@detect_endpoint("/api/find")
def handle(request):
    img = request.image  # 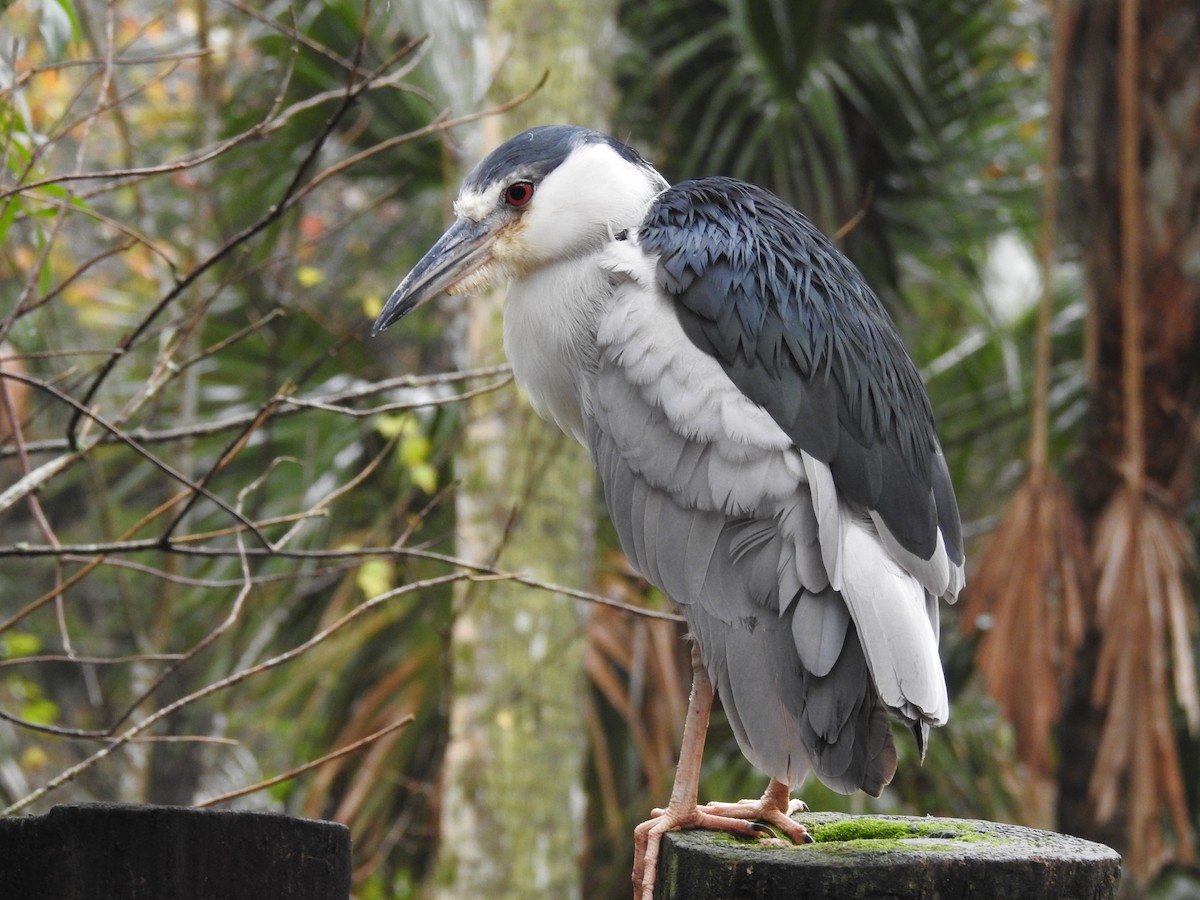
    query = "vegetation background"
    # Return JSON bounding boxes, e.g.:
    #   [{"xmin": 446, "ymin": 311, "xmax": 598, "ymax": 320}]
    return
[{"xmin": 1, "ymin": 0, "xmax": 1196, "ymax": 897}]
